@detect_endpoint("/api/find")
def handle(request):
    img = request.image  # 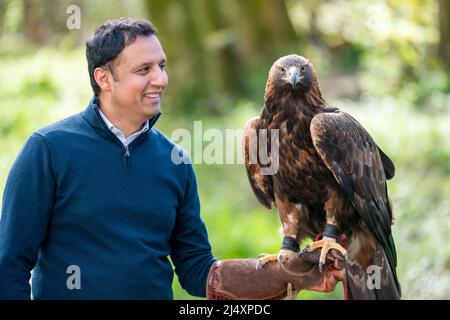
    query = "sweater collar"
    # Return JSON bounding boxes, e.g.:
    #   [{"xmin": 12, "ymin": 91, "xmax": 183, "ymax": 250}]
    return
[{"xmin": 81, "ymin": 96, "xmax": 161, "ymax": 135}]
